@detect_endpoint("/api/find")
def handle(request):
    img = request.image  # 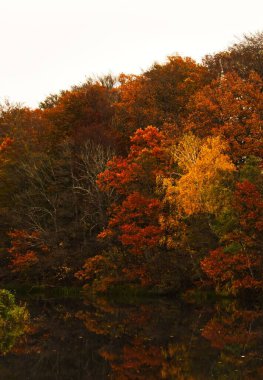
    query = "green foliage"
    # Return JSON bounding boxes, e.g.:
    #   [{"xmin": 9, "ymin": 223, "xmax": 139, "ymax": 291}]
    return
[
  {"xmin": 238, "ymin": 156, "xmax": 262, "ymax": 184},
  {"xmin": 0, "ymin": 289, "xmax": 29, "ymax": 355},
  {"xmin": 211, "ymin": 209, "xmax": 237, "ymax": 238},
  {"xmin": 223, "ymin": 242, "xmax": 242, "ymax": 254}
]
